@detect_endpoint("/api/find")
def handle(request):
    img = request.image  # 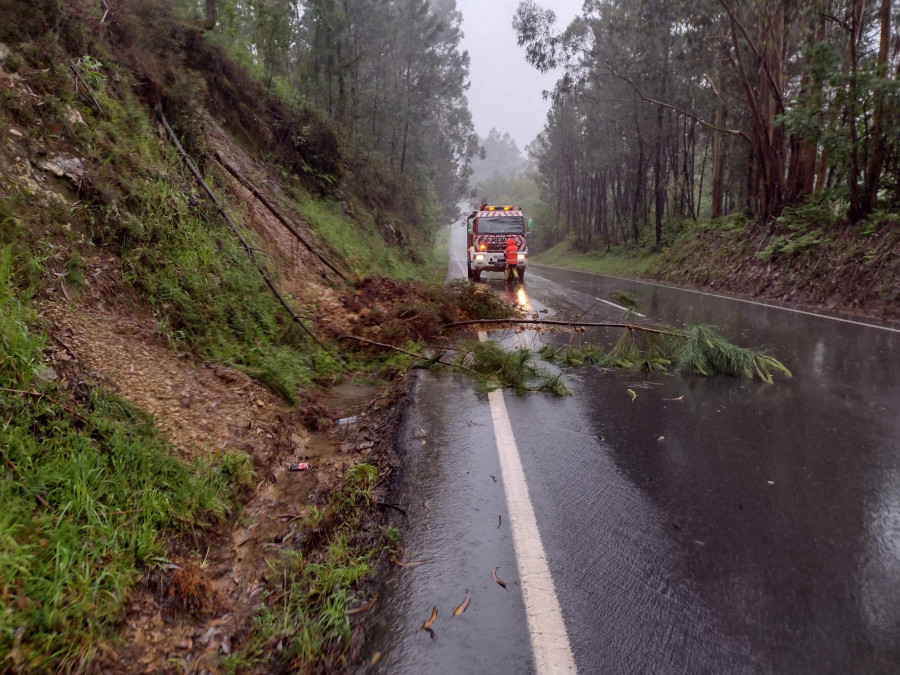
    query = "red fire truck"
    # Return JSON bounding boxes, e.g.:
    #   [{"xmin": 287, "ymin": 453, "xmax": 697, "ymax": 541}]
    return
[{"xmin": 465, "ymin": 204, "xmax": 533, "ymax": 282}]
